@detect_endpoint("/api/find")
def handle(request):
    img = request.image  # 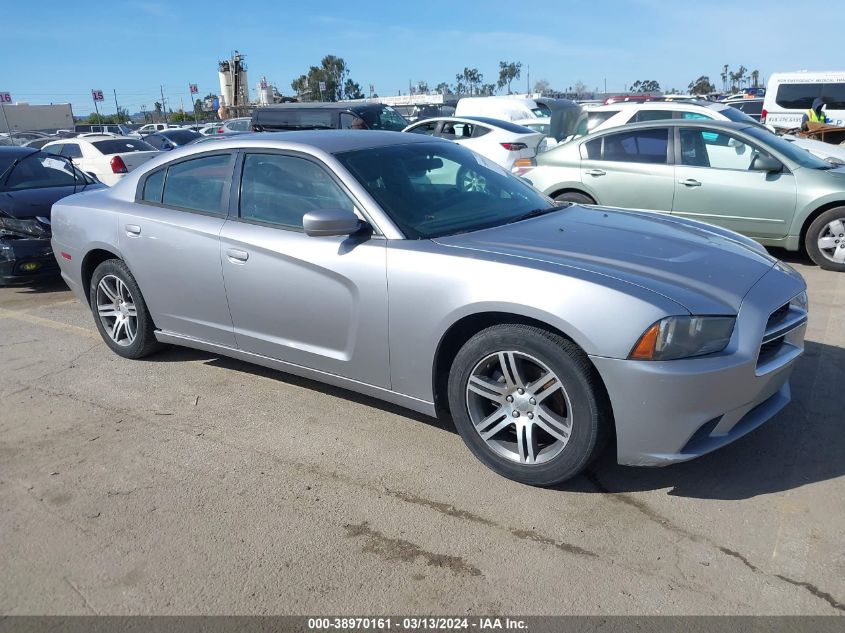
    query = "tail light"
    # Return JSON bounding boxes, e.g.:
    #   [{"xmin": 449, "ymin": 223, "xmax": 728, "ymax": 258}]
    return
[
  {"xmin": 512, "ymin": 158, "xmax": 536, "ymax": 176},
  {"xmin": 110, "ymin": 155, "xmax": 128, "ymax": 174},
  {"xmin": 252, "ymin": 125, "xmax": 260, "ymax": 132},
  {"xmin": 761, "ymin": 108, "xmax": 767, "ymax": 123},
  {"xmin": 501, "ymin": 142, "xmax": 528, "ymax": 151}
]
